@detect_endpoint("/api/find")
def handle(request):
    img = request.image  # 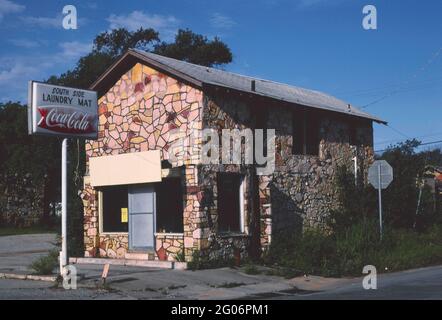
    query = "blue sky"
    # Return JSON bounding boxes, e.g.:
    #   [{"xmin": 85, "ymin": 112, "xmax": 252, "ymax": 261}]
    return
[{"xmin": 0, "ymin": 0, "xmax": 441, "ymax": 151}]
